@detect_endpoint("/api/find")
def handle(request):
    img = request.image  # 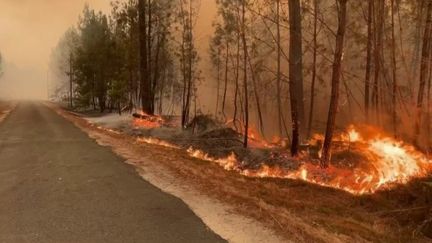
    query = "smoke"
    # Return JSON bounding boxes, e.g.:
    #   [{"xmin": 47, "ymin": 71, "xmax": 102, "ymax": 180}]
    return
[
  {"xmin": 0, "ymin": 0, "xmax": 112, "ymax": 100},
  {"xmin": 0, "ymin": 62, "xmax": 46, "ymax": 99}
]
